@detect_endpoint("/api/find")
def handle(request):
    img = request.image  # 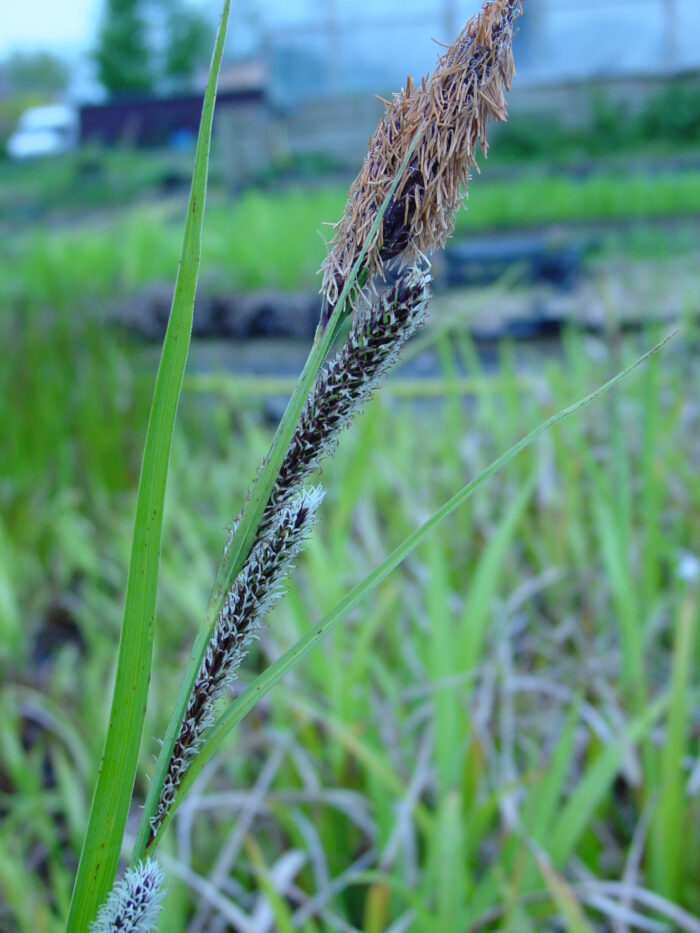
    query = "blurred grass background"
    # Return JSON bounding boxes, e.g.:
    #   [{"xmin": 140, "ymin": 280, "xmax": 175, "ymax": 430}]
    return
[{"xmin": 1, "ymin": 70, "xmax": 700, "ymax": 932}]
